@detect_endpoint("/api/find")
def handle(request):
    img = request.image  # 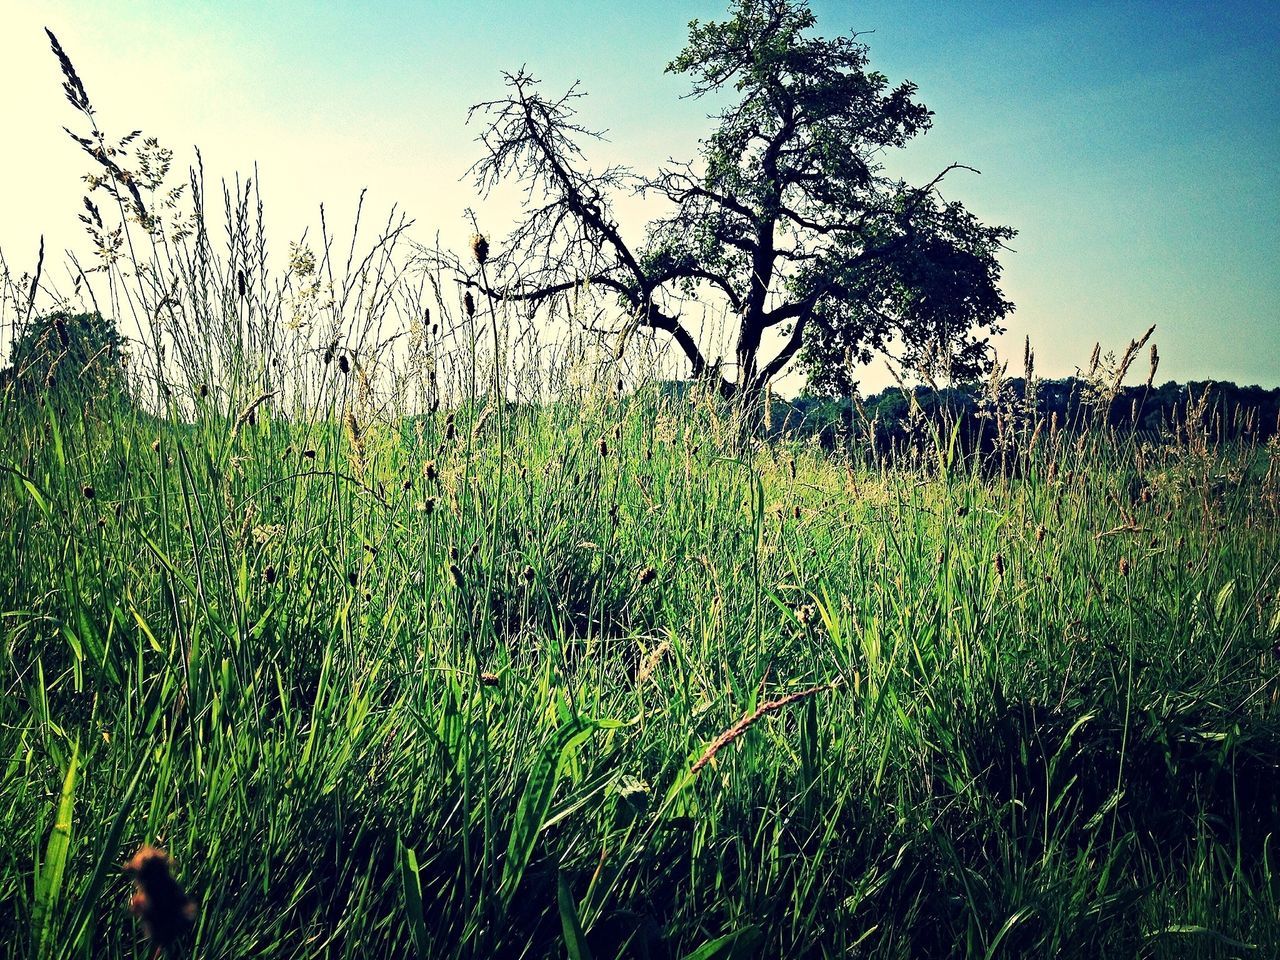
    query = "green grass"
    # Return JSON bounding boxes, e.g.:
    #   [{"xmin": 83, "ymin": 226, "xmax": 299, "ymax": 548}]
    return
[{"xmin": 1, "ymin": 375, "xmax": 1277, "ymax": 958}]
